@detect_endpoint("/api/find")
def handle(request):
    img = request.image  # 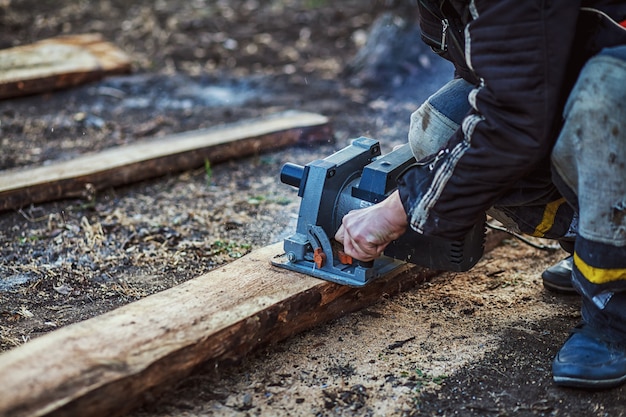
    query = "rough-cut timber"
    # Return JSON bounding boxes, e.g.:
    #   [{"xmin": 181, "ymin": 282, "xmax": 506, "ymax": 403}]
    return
[
  {"xmin": 0, "ymin": 243, "xmax": 421, "ymax": 417},
  {"xmin": 0, "ymin": 111, "xmax": 332, "ymax": 212},
  {"xmin": 0, "ymin": 231, "xmax": 506, "ymax": 417},
  {"xmin": 0, "ymin": 34, "xmax": 131, "ymax": 99}
]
